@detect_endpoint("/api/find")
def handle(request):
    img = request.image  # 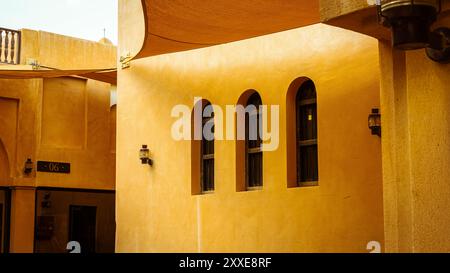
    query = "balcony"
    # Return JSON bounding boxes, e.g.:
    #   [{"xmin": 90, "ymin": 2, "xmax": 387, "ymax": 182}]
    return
[{"xmin": 0, "ymin": 28, "xmax": 20, "ymax": 65}]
